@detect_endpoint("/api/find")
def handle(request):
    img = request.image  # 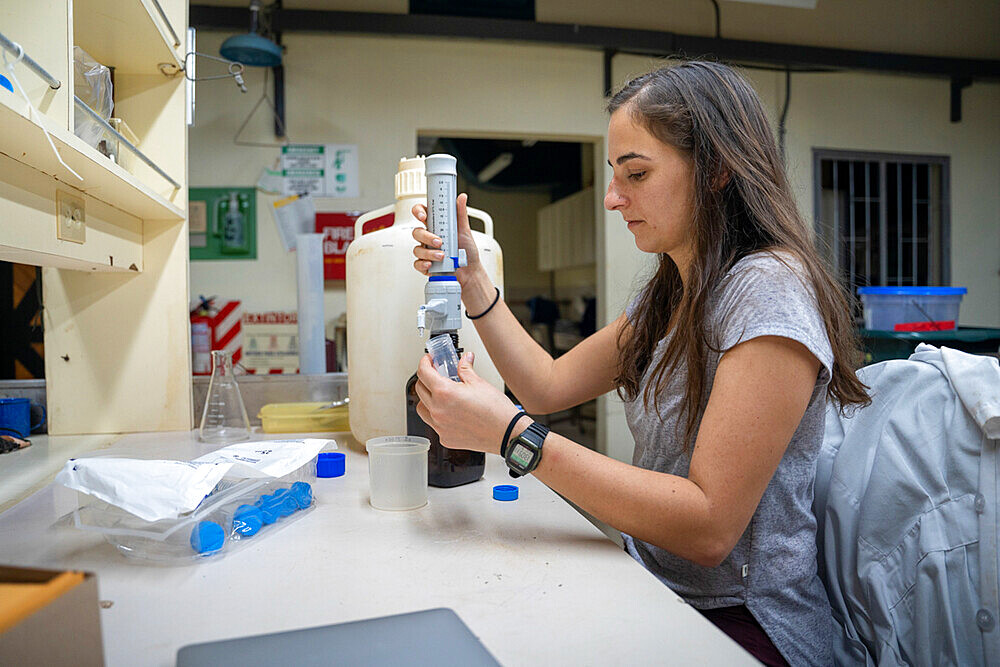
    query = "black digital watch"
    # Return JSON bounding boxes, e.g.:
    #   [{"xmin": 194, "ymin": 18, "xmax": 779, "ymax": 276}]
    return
[{"xmin": 502, "ymin": 421, "xmax": 549, "ymax": 478}]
